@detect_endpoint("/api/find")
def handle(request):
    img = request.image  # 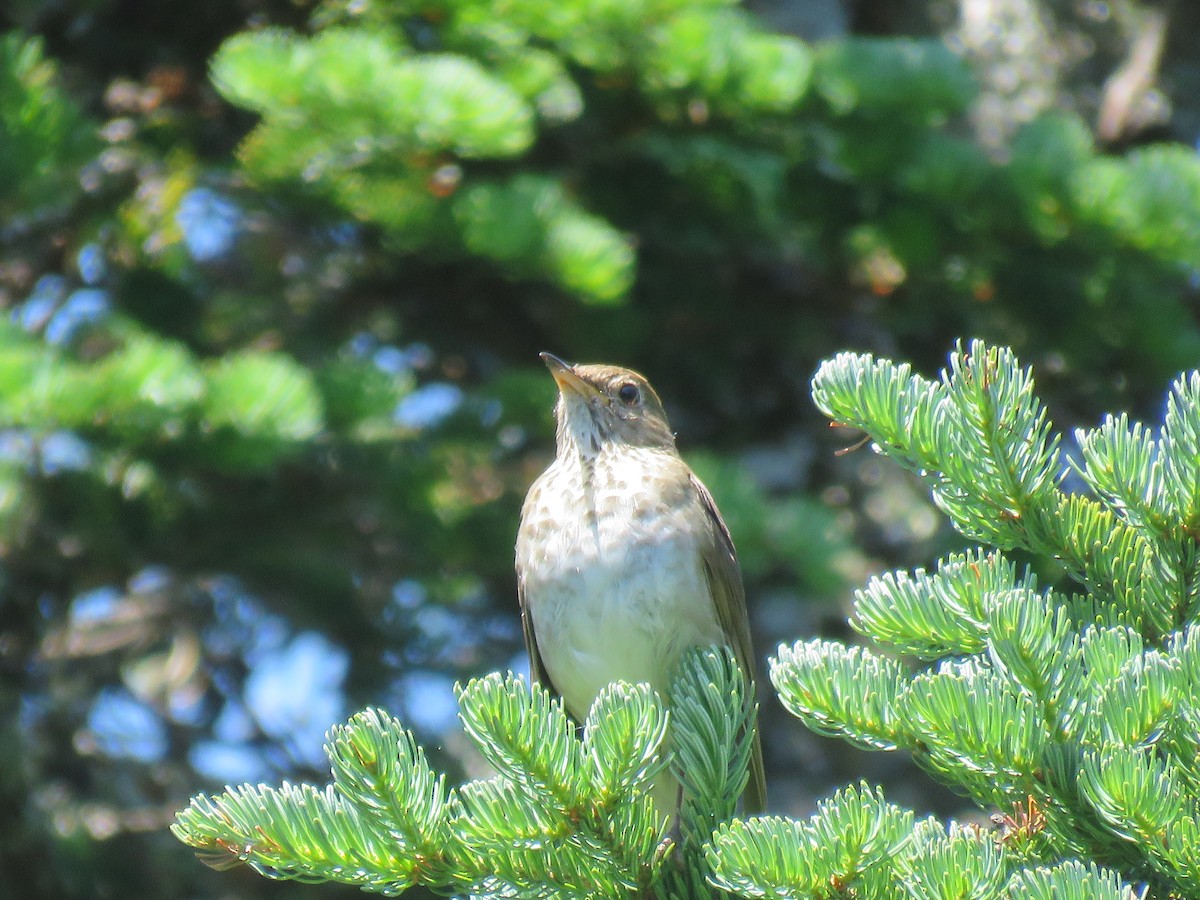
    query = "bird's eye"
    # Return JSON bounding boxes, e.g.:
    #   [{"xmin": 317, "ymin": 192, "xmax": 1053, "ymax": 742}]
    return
[{"xmin": 617, "ymin": 383, "xmax": 640, "ymax": 405}]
